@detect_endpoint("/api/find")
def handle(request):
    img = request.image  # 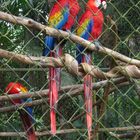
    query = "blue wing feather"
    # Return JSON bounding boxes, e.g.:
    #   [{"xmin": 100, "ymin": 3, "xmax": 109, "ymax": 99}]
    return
[
  {"xmin": 55, "ymin": 6, "xmax": 69, "ymax": 29},
  {"xmin": 21, "ymin": 98, "xmax": 34, "ymax": 122},
  {"xmin": 43, "ymin": 36, "xmax": 55, "ymax": 56},
  {"xmin": 76, "ymin": 19, "xmax": 94, "ymax": 64}
]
